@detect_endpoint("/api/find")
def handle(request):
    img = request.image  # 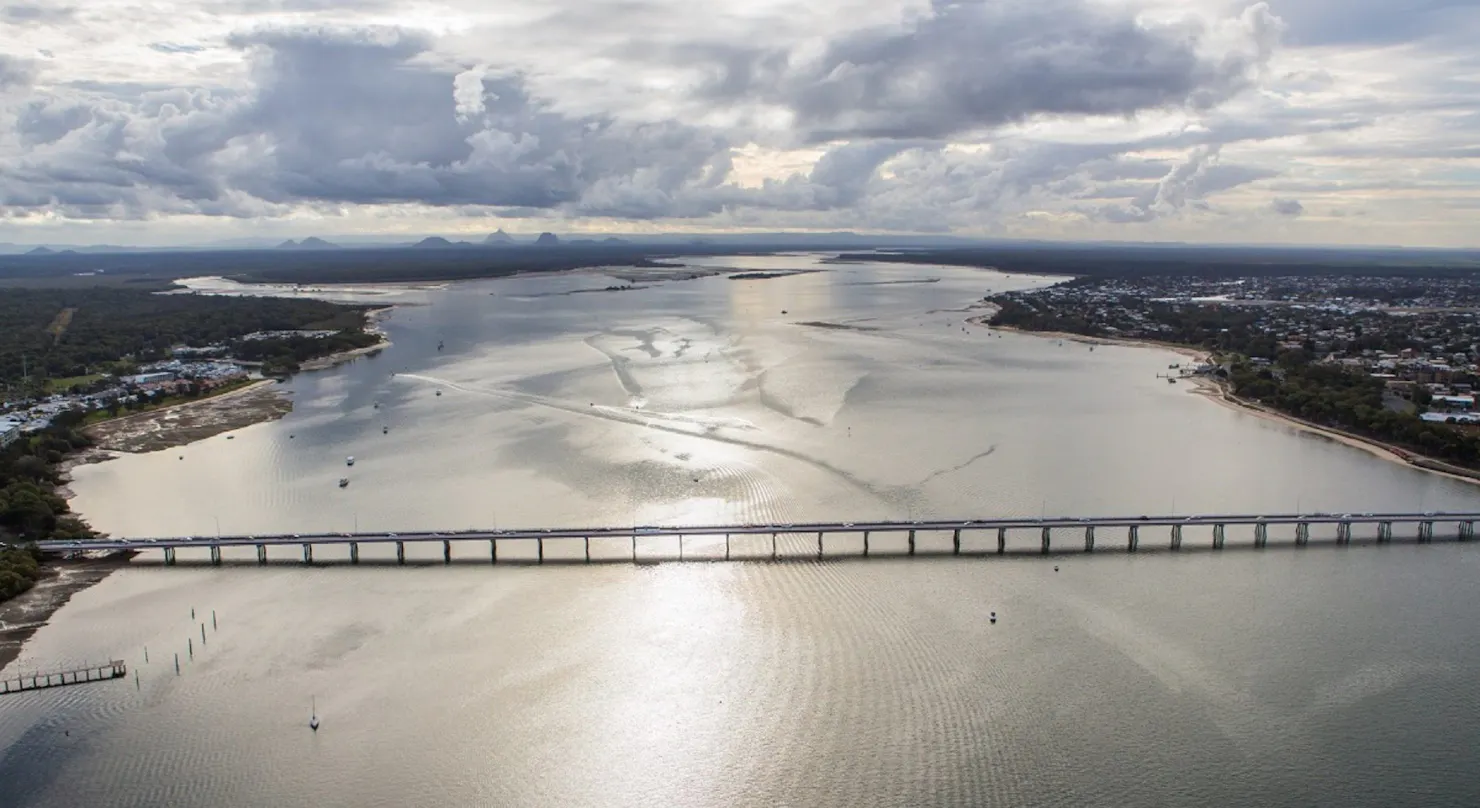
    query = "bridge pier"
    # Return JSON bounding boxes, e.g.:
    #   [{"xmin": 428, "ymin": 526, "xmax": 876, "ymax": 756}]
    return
[
  {"xmin": 1378, "ymin": 522, "xmax": 1392, "ymax": 543},
  {"xmin": 1128, "ymin": 525, "xmax": 1139, "ymax": 552},
  {"xmin": 725, "ymin": 533, "xmax": 731, "ymax": 561},
  {"xmin": 538, "ymin": 536, "xmax": 544, "ymax": 564},
  {"xmin": 1337, "ymin": 522, "xmax": 1351, "ymax": 545},
  {"xmin": 678, "ymin": 535, "xmax": 684, "ymax": 562},
  {"xmin": 1040, "ymin": 526, "xmax": 1051, "ymax": 555},
  {"xmin": 256, "ymin": 544, "xmax": 267, "ymax": 565},
  {"xmin": 443, "ymin": 540, "xmax": 451, "ymax": 564},
  {"xmin": 350, "ymin": 542, "xmax": 359, "ymax": 564},
  {"xmin": 164, "ymin": 547, "xmax": 175, "ymax": 566},
  {"xmin": 1296, "ymin": 522, "xmax": 1310, "ymax": 546},
  {"xmin": 1255, "ymin": 522, "xmax": 1268, "ymax": 548},
  {"xmin": 1462, "ymin": 522, "xmax": 1475, "ymax": 541},
  {"xmin": 302, "ymin": 543, "xmax": 312, "ymax": 564},
  {"xmin": 586, "ymin": 537, "xmax": 591, "ymax": 563},
  {"xmin": 1170, "ymin": 524, "xmax": 1182, "ymax": 551},
  {"xmin": 210, "ymin": 546, "xmax": 221, "ymax": 566},
  {"xmin": 953, "ymin": 528, "xmax": 962, "ymax": 556},
  {"xmin": 396, "ymin": 541, "xmax": 405, "ymax": 565},
  {"xmin": 771, "ymin": 533, "xmax": 778, "ymax": 562},
  {"xmin": 997, "ymin": 527, "xmax": 1006, "ymax": 555},
  {"xmin": 908, "ymin": 529, "xmax": 916, "ymax": 556},
  {"xmin": 862, "ymin": 531, "xmax": 869, "ymax": 558},
  {"xmin": 1084, "ymin": 525, "xmax": 1095, "ymax": 553},
  {"xmin": 1419, "ymin": 521, "xmax": 1434, "ymax": 542},
  {"xmin": 818, "ymin": 531, "xmax": 825, "ymax": 561},
  {"xmin": 1213, "ymin": 524, "xmax": 1225, "ymax": 550},
  {"xmin": 491, "ymin": 539, "xmax": 498, "ymax": 564}
]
